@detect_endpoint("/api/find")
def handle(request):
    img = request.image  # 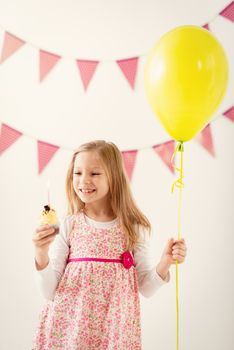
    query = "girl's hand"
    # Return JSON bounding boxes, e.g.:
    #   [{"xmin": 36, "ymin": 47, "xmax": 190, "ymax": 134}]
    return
[
  {"xmin": 161, "ymin": 238, "xmax": 187, "ymax": 266},
  {"xmin": 156, "ymin": 238, "xmax": 187, "ymax": 280},
  {"xmin": 32, "ymin": 225, "xmax": 58, "ymax": 253},
  {"xmin": 33, "ymin": 225, "xmax": 59, "ymax": 270}
]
